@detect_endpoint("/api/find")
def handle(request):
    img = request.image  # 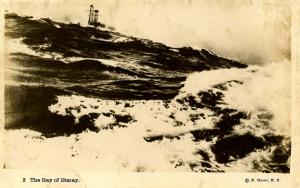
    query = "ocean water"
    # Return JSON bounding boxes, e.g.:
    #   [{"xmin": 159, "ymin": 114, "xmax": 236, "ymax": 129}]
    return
[{"xmin": 4, "ymin": 13, "xmax": 291, "ymax": 172}]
